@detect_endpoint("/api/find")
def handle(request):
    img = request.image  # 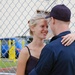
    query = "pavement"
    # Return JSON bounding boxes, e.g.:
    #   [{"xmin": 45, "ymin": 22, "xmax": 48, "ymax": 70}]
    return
[
  {"xmin": 0, "ymin": 67, "xmax": 16, "ymax": 72},
  {"xmin": 0, "ymin": 67, "xmax": 16, "ymax": 75},
  {"xmin": 0, "ymin": 72, "xmax": 16, "ymax": 75}
]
